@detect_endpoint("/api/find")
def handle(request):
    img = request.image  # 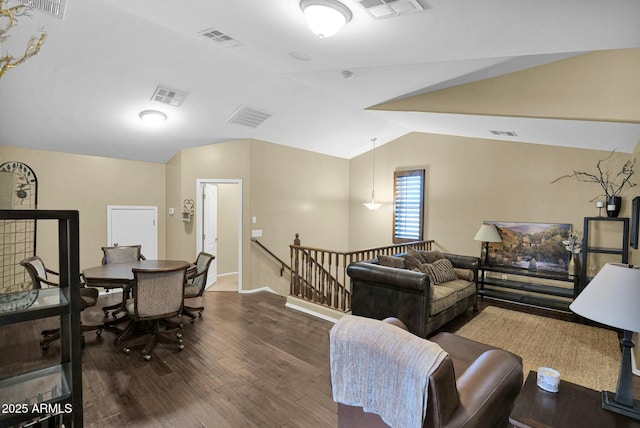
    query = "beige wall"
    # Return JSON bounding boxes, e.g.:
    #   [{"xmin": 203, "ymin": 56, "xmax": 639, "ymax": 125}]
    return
[
  {"xmin": 249, "ymin": 140, "xmax": 350, "ymax": 295},
  {"xmin": 3, "ymin": 133, "xmax": 637, "ymax": 297},
  {"xmin": 349, "ymin": 132, "xmax": 637, "ymax": 259},
  {"xmin": 166, "ymin": 139, "xmax": 252, "ymax": 286},
  {"xmin": 0, "ymin": 145, "xmax": 166, "ymax": 270}
]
